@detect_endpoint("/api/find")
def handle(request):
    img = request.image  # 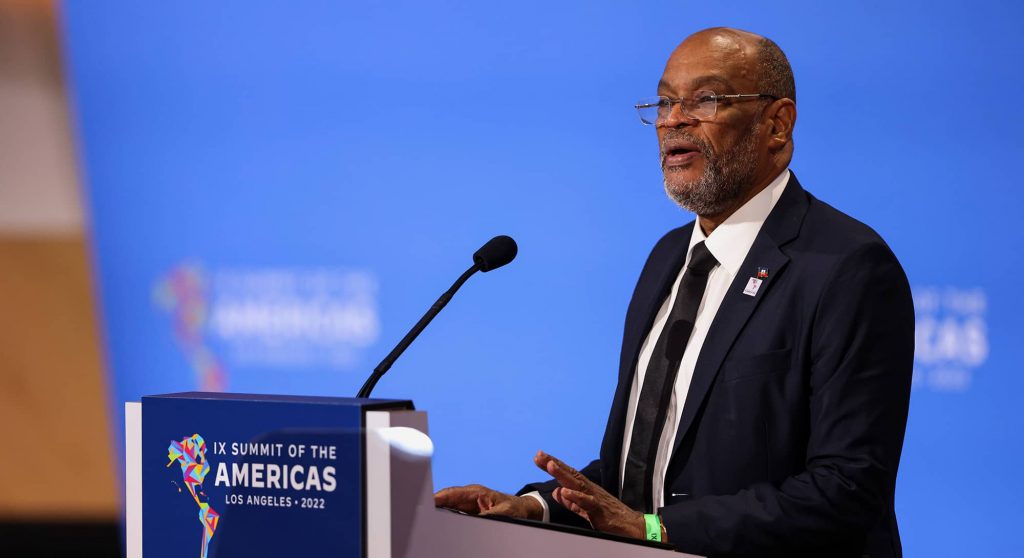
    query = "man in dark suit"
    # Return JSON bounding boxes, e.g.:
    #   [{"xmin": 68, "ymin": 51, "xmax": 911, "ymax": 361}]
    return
[{"xmin": 435, "ymin": 27, "xmax": 913, "ymax": 558}]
